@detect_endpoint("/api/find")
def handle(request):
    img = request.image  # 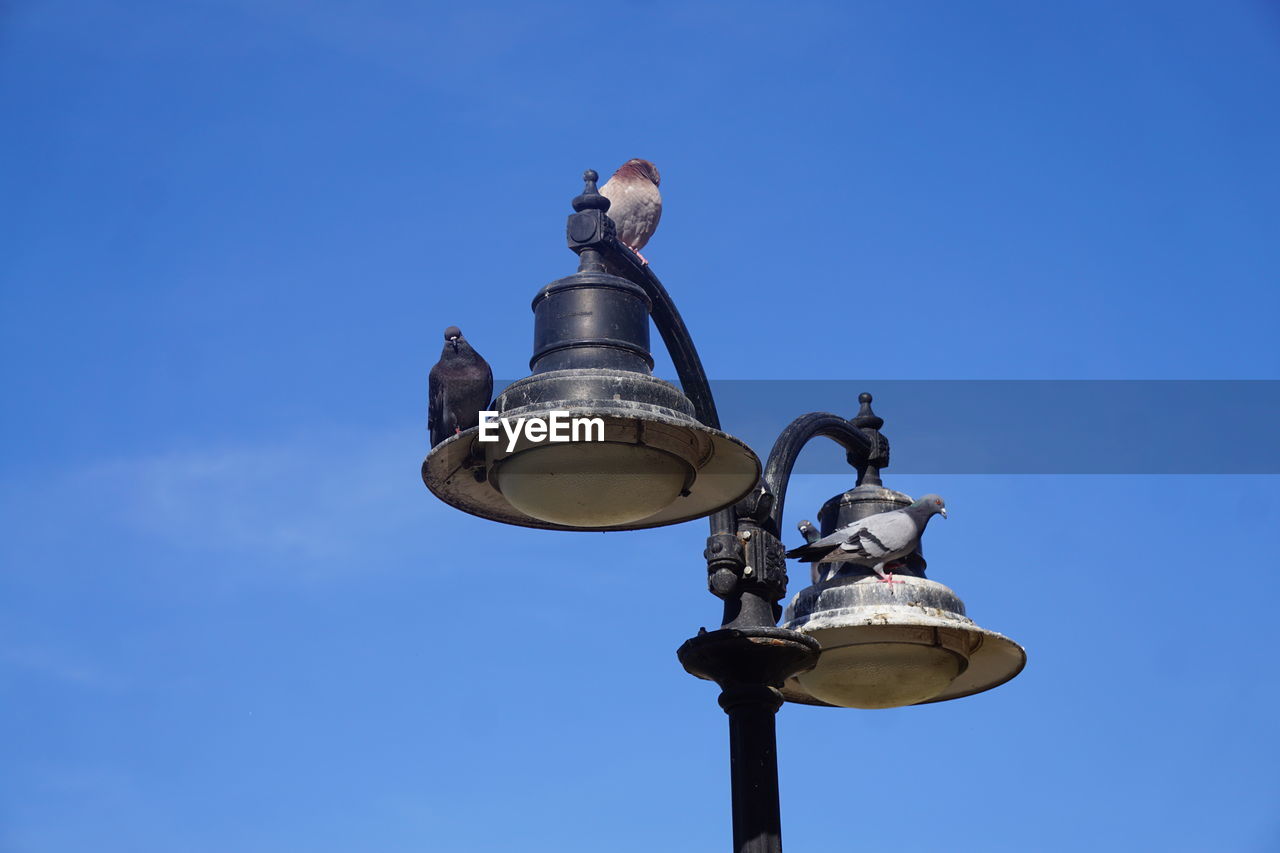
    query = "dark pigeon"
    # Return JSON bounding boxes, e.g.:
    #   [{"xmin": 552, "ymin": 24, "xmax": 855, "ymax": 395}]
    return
[
  {"xmin": 797, "ymin": 519, "xmax": 821, "ymax": 544},
  {"xmin": 786, "ymin": 494, "xmax": 947, "ymax": 583},
  {"xmin": 428, "ymin": 326, "xmax": 493, "ymax": 448}
]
